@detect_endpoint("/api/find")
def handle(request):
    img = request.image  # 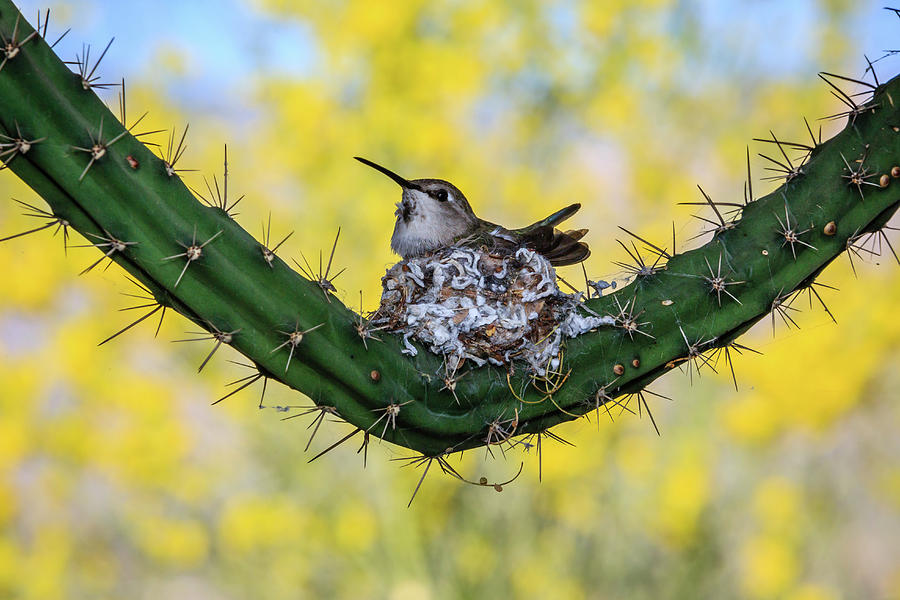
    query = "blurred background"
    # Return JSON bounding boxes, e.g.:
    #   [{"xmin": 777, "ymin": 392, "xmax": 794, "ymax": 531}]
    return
[{"xmin": 1, "ymin": 0, "xmax": 900, "ymax": 598}]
